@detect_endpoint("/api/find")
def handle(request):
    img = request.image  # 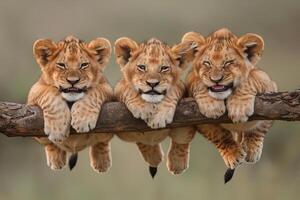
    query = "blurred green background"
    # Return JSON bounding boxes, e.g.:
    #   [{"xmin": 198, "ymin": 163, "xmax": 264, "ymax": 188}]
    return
[{"xmin": 0, "ymin": 0, "xmax": 300, "ymax": 200}]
